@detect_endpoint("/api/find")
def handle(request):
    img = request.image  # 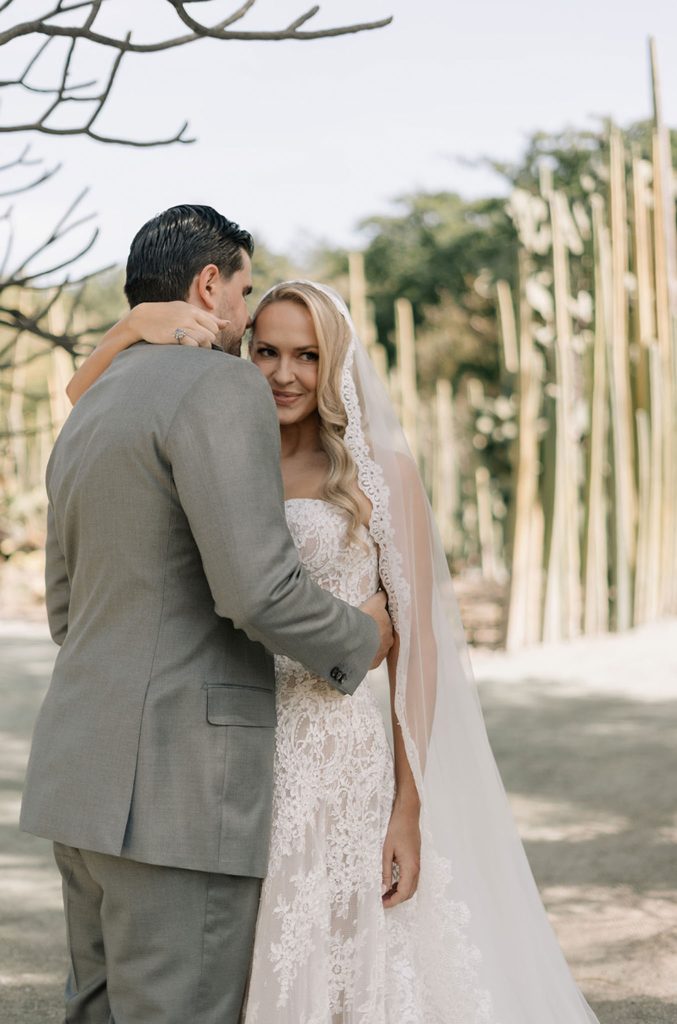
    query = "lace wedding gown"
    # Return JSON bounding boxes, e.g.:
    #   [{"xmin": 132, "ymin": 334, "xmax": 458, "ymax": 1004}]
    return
[{"xmin": 243, "ymin": 498, "xmax": 491, "ymax": 1024}]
